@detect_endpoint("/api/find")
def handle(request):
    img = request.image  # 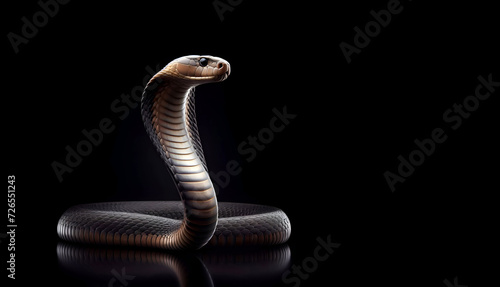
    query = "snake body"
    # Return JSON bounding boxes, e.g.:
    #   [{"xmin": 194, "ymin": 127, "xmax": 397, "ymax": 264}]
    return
[{"xmin": 57, "ymin": 55, "xmax": 291, "ymax": 250}]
